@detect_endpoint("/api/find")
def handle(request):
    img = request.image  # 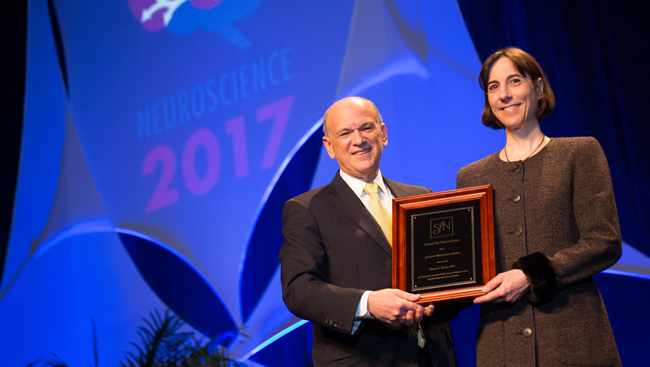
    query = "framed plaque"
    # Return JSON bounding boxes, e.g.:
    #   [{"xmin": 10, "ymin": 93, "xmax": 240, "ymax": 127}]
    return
[{"xmin": 392, "ymin": 185, "xmax": 495, "ymax": 304}]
